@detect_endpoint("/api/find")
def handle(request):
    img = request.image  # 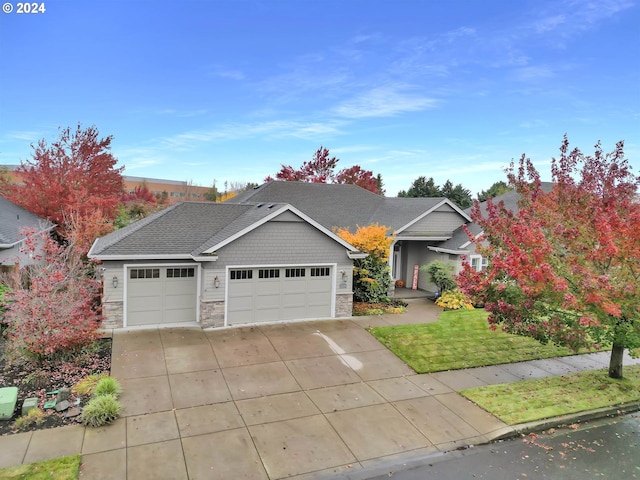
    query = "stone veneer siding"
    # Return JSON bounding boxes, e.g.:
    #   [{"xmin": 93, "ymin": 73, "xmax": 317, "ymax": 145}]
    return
[
  {"xmin": 102, "ymin": 302, "xmax": 123, "ymax": 329},
  {"xmin": 336, "ymin": 294, "xmax": 353, "ymax": 318},
  {"xmin": 200, "ymin": 301, "xmax": 225, "ymax": 328},
  {"xmin": 104, "ymin": 297, "xmax": 351, "ymax": 330}
]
